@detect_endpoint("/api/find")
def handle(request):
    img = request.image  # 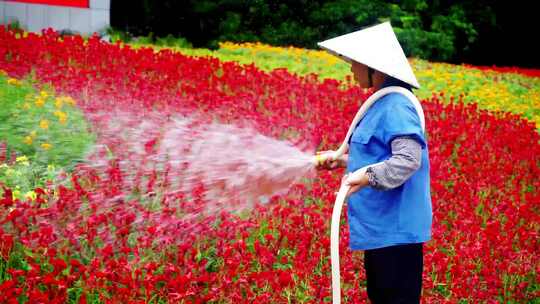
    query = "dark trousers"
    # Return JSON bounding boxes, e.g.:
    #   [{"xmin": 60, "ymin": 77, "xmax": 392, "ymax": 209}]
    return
[{"xmin": 364, "ymin": 243, "xmax": 423, "ymax": 304}]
